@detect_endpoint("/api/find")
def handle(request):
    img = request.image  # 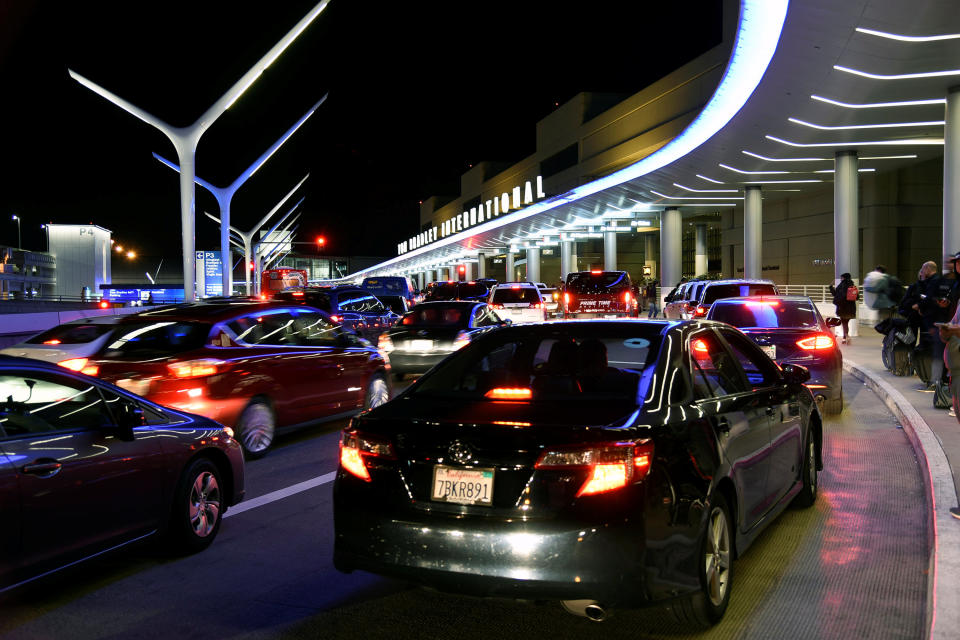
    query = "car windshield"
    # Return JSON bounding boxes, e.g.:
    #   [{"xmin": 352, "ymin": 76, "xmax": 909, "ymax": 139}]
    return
[
  {"xmin": 101, "ymin": 321, "xmax": 211, "ymax": 359},
  {"xmin": 711, "ymin": 300, "xmax": 819, "ymax": 329},
  {"xmin": 457, "ymin": 283, "xmax": 488, "ymax": 298},
  {"xmin": 567, "ymin": 272, "xmax": 629, "ymax": 294},
  {"xmin": 411, "ymin": 326, "xmax": 661, "ymax": 404},
  {"xmin": 276, "ymin": 290, "xmax": 332, "ymax": 312},
  {"xmin": 491, "ymin": 288, "xmax": 540, "ymax": 304},
  {"xmin": 424, "ymin": 283, "xmax": 458, "ymax": 301},
  {"xmin": 702, "ymin": 283, "xmax": 777, "ymax": 304},
  {"xmin": 26, "ymin": 323, "xmax": 116, "ymax": 345},
  {"xmin": 401, "ymin": 305, "xmax": 472, "ymax": 328},
  {"xmin": 377, "ymin": 295, "xmax": 407, "ymax": 314}
]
